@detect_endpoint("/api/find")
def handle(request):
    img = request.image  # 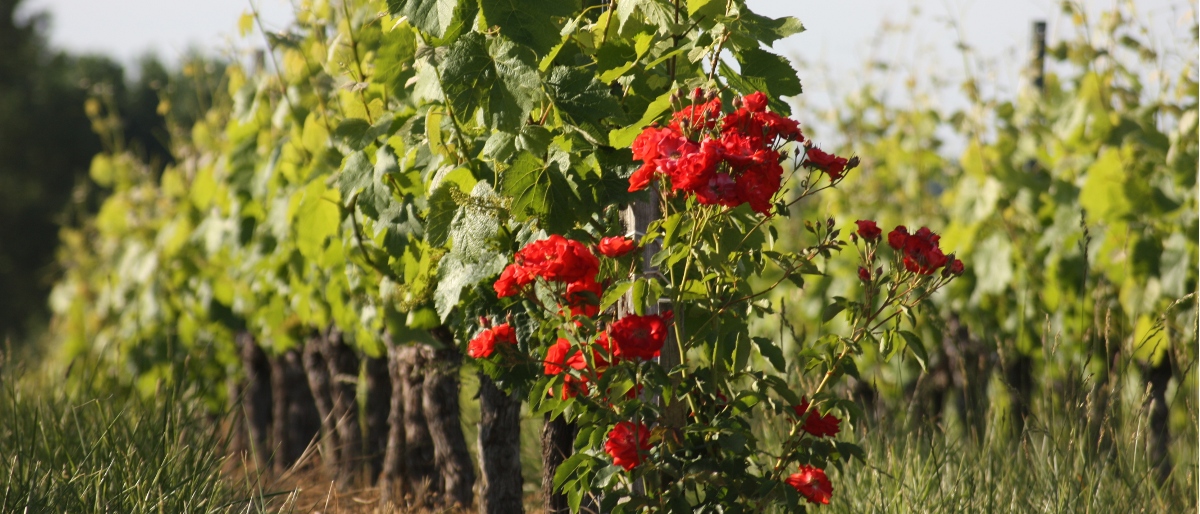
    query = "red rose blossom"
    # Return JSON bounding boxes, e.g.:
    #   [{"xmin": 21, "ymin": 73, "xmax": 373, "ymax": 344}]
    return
[
  {"xmin": 786, "ymin": 465, "xmax": 833, "ymax": 505},
  {"xmin": 742, "ymin": 92, "xmax": 768, "ymax": 113},
  {"xmin": 608, "ymin": 312, "xmax": 672, "ymax": 361},
  {"xmin": 803, "ymin": 146, "xmax": 851, "ymax": 179},
  {"xmin": 888, "ymin": 226, "xmax": 950, "ymax": 275},
  {"xmin": 855, "ymin": 220, "xmax": 882, "ymax": 242},
  {"xmin": 495, "ymin": 235, "xmax": 600, "ymax": 297},
  {"xmin": 604, "ymin": 421, "xmax": 652, "ymax": 471},
  {"xmin": 858, "ymin": 266, "xmax": 871, "ymax": 282},
  {"xmin": 467, "ymin": 323, "xmax": 517, "ymax": 359},
  {"xmin": 544, "ymin": 338, "xmax": 573, "ymax": 375},
  {"xmin": 565, "ymin": 277, "xmax": 604, "ymax": 318},
  {"xmin": 792, "ymin": 397, "xmax": 841, "ymax": 438},
  {"xmin": 597, "ymin": 236, "xmax": 638, "ymax": 258},
  {"xmin": 949, "ymin": 258, "xmax": 965, "ymax": 276}
]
